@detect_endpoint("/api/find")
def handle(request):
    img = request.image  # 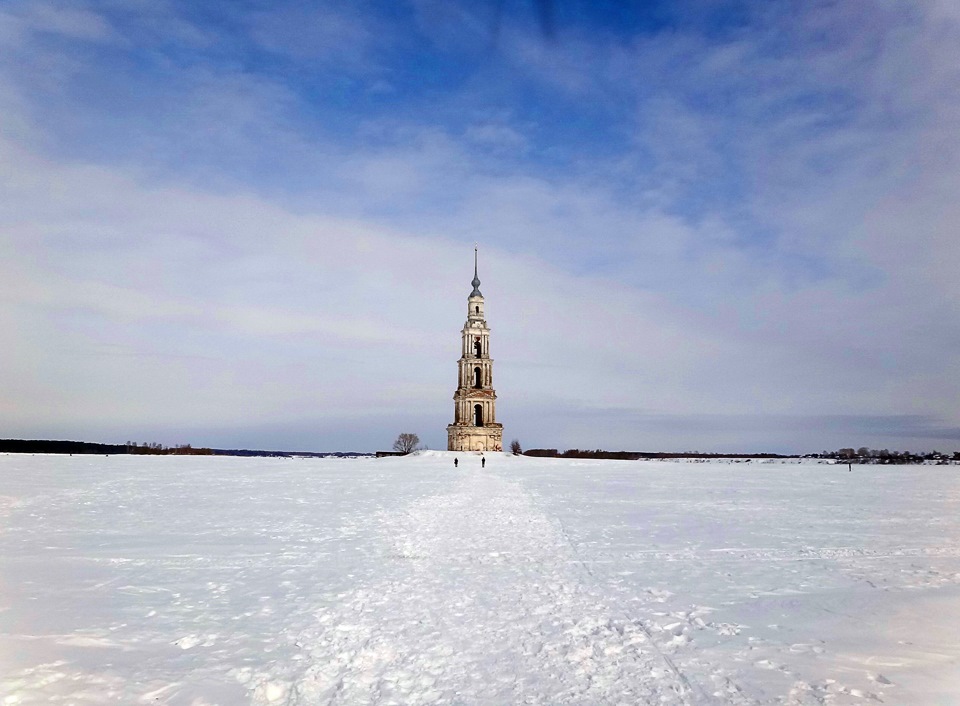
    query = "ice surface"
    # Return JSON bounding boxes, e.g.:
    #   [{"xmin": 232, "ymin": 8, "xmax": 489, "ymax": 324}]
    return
[{"xmin": 1, "ymin": 452, "xmax": 959, "ymax": 704}]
